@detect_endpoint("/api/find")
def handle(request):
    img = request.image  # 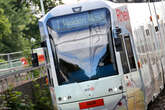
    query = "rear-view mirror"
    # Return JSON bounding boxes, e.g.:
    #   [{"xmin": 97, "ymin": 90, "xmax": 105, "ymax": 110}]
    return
[
  {"xmin": 32, "ymin": 53, "xmax": 39, "ymax": 67},
  {"xmin": 41, "ymin": 41, "xmax": 47, "ymax": 47}
]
